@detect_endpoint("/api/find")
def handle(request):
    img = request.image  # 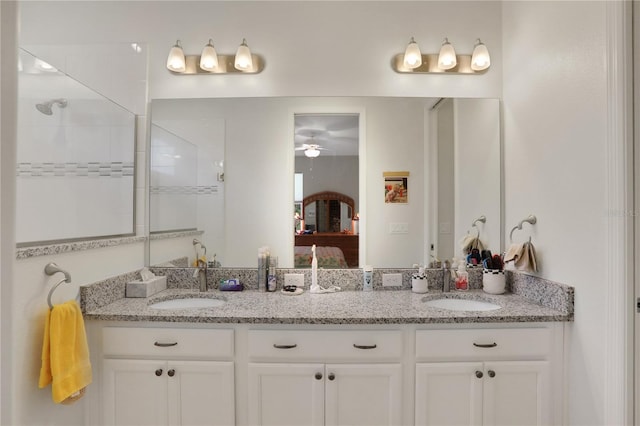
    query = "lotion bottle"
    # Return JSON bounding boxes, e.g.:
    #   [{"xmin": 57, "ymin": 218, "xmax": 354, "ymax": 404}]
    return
[{"xmin": 363, "ymin": 265, "xmax": 373, "ymax": 291}]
